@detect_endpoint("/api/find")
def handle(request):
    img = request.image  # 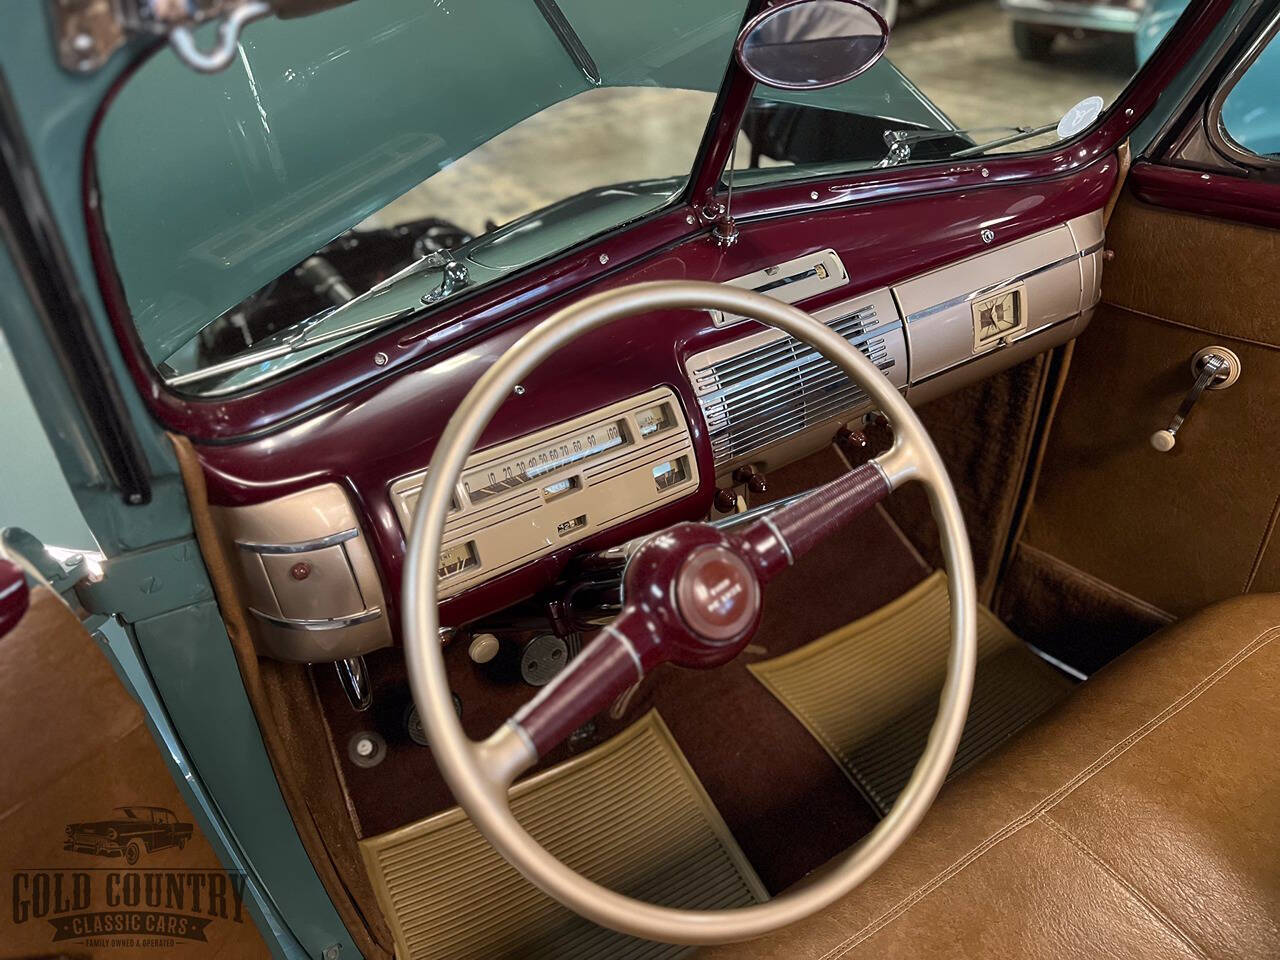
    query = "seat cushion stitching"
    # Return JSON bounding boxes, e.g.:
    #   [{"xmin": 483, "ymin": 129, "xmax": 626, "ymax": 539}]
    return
[
  {"xmin": 818, "ymin": 623, "xmax": 1280, "ymax": 960},
  {"xmin": 1037, "ymin": 812, "xmax": 1209, "ymax": 960}
]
